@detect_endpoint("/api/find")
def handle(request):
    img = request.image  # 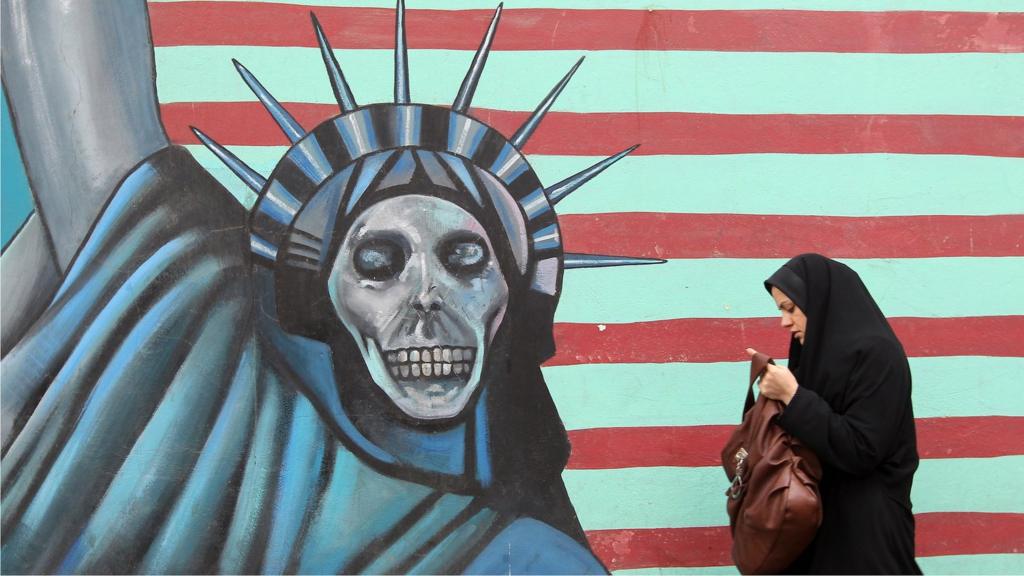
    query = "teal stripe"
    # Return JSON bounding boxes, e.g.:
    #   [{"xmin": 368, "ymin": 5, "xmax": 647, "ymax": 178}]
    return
[
  {"xmin": 1, "ymin": 94, "xmax": 33, "ymax": 249},
  {"xmin": 545, "ymin": 357, "xmax": 1024, "ymax": 430},
  {"xmin": 566, "ymin": 466, "xmax": 730, "ymax": 530},
  {"xmin": 185, "ymin": 146, "xmax": 1024, "ymax": 217},
  {"xmin": 150, "ymin": 0, "xmax": 1024, "ymax": 11},
  {"xmin": 562, "ymin": 456, "xmax": 1024, "ymax": 530},
  {"xmin": 612, "ymin": 555, "xmax": 1024, "ymax": 575},
  {"xmin": 190, "ymin": 146, "xmax": 263, "ymax": 208},
  {"xmin": 918, "ymin": 554, "xmax": 1024, "ymax": 575},
  {"xmin": 915, "ymin": 457, "xmax": 1024, "ymax": 514},
  {"xmin": 156, "ymin": 47, "xmax": 1024, "ymax": 115},
  {"xmin": 555, "ymin": 258, "xmax": 1024, "ymax": 323},
  {"xmin": 531, "ymin": 155, "xmax": 1024, "ymax": 217}
]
